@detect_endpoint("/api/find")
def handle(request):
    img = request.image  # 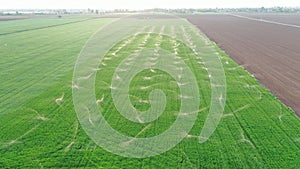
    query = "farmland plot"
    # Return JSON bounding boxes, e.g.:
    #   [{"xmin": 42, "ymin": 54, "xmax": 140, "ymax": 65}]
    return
[
  {"xmin": 186, "ymin": 14, "xmax": 300, "ymax": 116},
  {"xmin": 0, "ymin": 15, "xmax": 300, "ymax": 168}
]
